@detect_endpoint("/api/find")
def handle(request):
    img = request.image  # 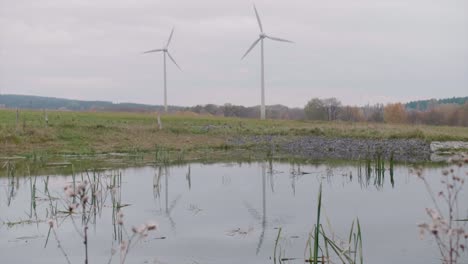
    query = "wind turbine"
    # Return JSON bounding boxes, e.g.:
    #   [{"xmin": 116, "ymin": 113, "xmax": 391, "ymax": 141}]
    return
[
  {"xmin": 143, "ymin": 28, "xmax": 181, "ymax": 112},
  {"xmin": 242, "ymin": 5, "xmax": 293, "ymax": 120}
]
